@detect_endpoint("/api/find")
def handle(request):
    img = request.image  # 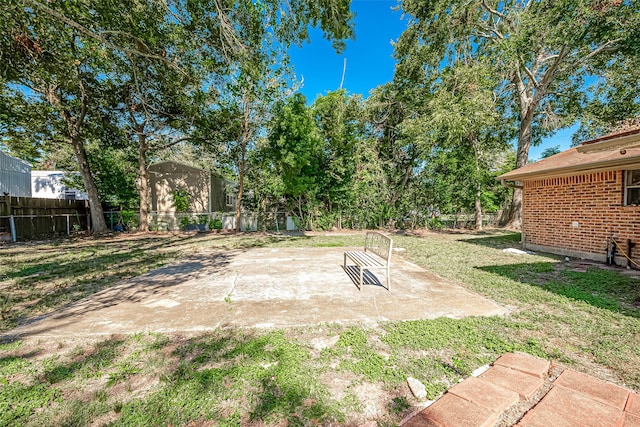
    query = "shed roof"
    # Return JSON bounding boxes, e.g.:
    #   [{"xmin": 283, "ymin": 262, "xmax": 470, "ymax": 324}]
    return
[
  {"xmin": 148, "ymin": 160, "xmax": 206, "ymax": 174},
  {"xmin": 499, "ymin": 126, "xmax": 640, "ymax": 181}
]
